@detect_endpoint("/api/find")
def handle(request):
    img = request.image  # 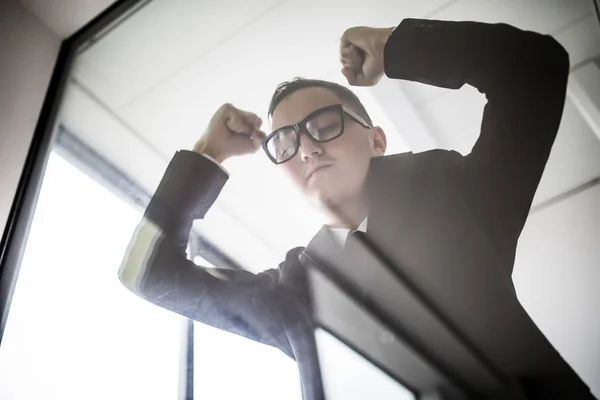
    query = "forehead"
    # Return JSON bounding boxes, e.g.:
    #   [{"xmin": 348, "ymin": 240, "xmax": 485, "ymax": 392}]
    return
[{"xmin": 271, "ymin": 87, "xmax": 343, "ymax": 131}]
